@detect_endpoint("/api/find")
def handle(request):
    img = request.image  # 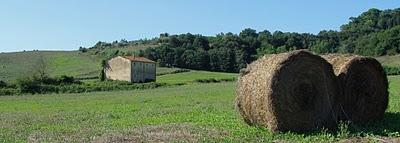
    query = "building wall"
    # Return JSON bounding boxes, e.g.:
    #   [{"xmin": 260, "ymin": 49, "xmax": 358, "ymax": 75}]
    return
[
  {"xmin": 144, "ymin": 62, "xmax": 156, "ymax": 82},
  {"xmin": 105, "ymin": 57, "xmax": 131, "ymax": 82},
  {"xmin": 131, "ymin": 62, "xmax": 156, "ymax": 82}
]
